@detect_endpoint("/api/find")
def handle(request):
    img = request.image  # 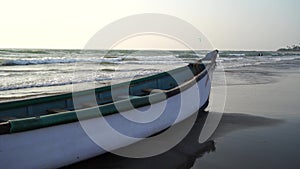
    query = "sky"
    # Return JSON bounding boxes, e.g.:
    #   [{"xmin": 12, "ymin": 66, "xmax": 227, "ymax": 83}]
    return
[{"xmin": 0, "ymin": 0, "xmax": 299, "ymax": 51}]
